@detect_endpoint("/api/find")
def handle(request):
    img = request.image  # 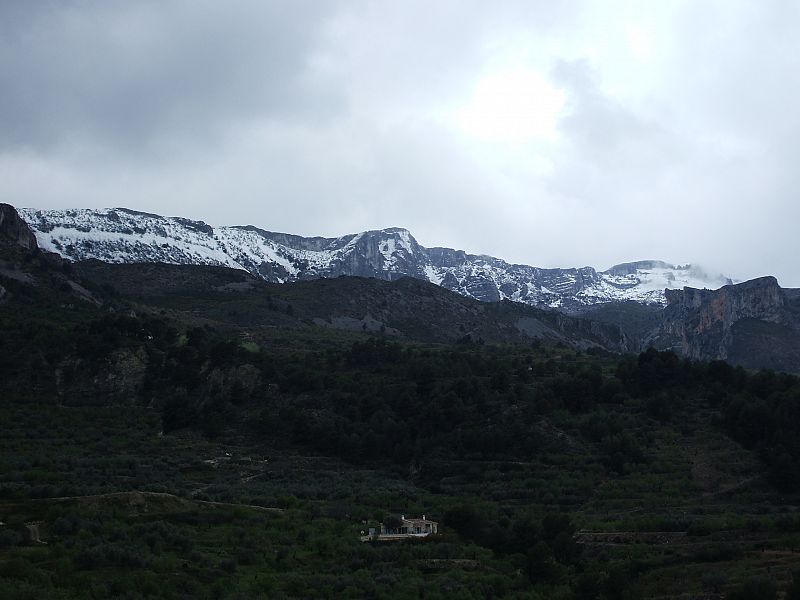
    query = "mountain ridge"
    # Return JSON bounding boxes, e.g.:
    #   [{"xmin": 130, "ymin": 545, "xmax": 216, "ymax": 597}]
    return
[
  {"xmin": 3, "ymin": 203, "xmax": 800, "ymax": 372},
  {"xmin": 19, "ymin": 206, "xmax": 733, "ymax": 311}
]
